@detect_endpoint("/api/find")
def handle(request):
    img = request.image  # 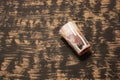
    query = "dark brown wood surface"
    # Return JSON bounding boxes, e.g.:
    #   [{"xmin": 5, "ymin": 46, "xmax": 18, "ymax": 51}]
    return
[{"xmin": 0, "ymin": 0, "xmax": 120, "ymax": 80}]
